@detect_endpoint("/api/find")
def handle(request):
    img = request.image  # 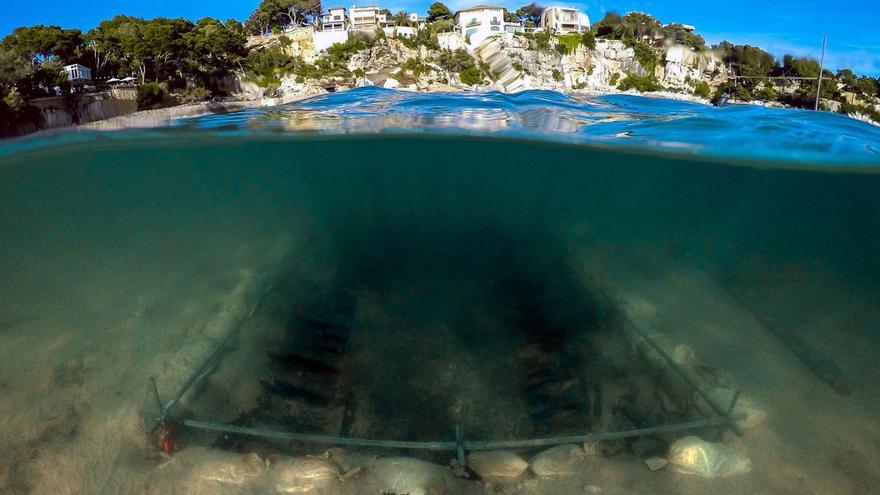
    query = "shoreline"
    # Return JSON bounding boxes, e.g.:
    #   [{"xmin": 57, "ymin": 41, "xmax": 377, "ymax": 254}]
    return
[
  {"xmin": 76, "ymin": 95, "xmax": 314, "ymax": 131},
  {"xmin": 27, "ymin": 85, "xmax": 864, "ymax": 137},
  {"xmin": 72, "ymin": 87, "xmax": 715, "ymax": 132}
]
